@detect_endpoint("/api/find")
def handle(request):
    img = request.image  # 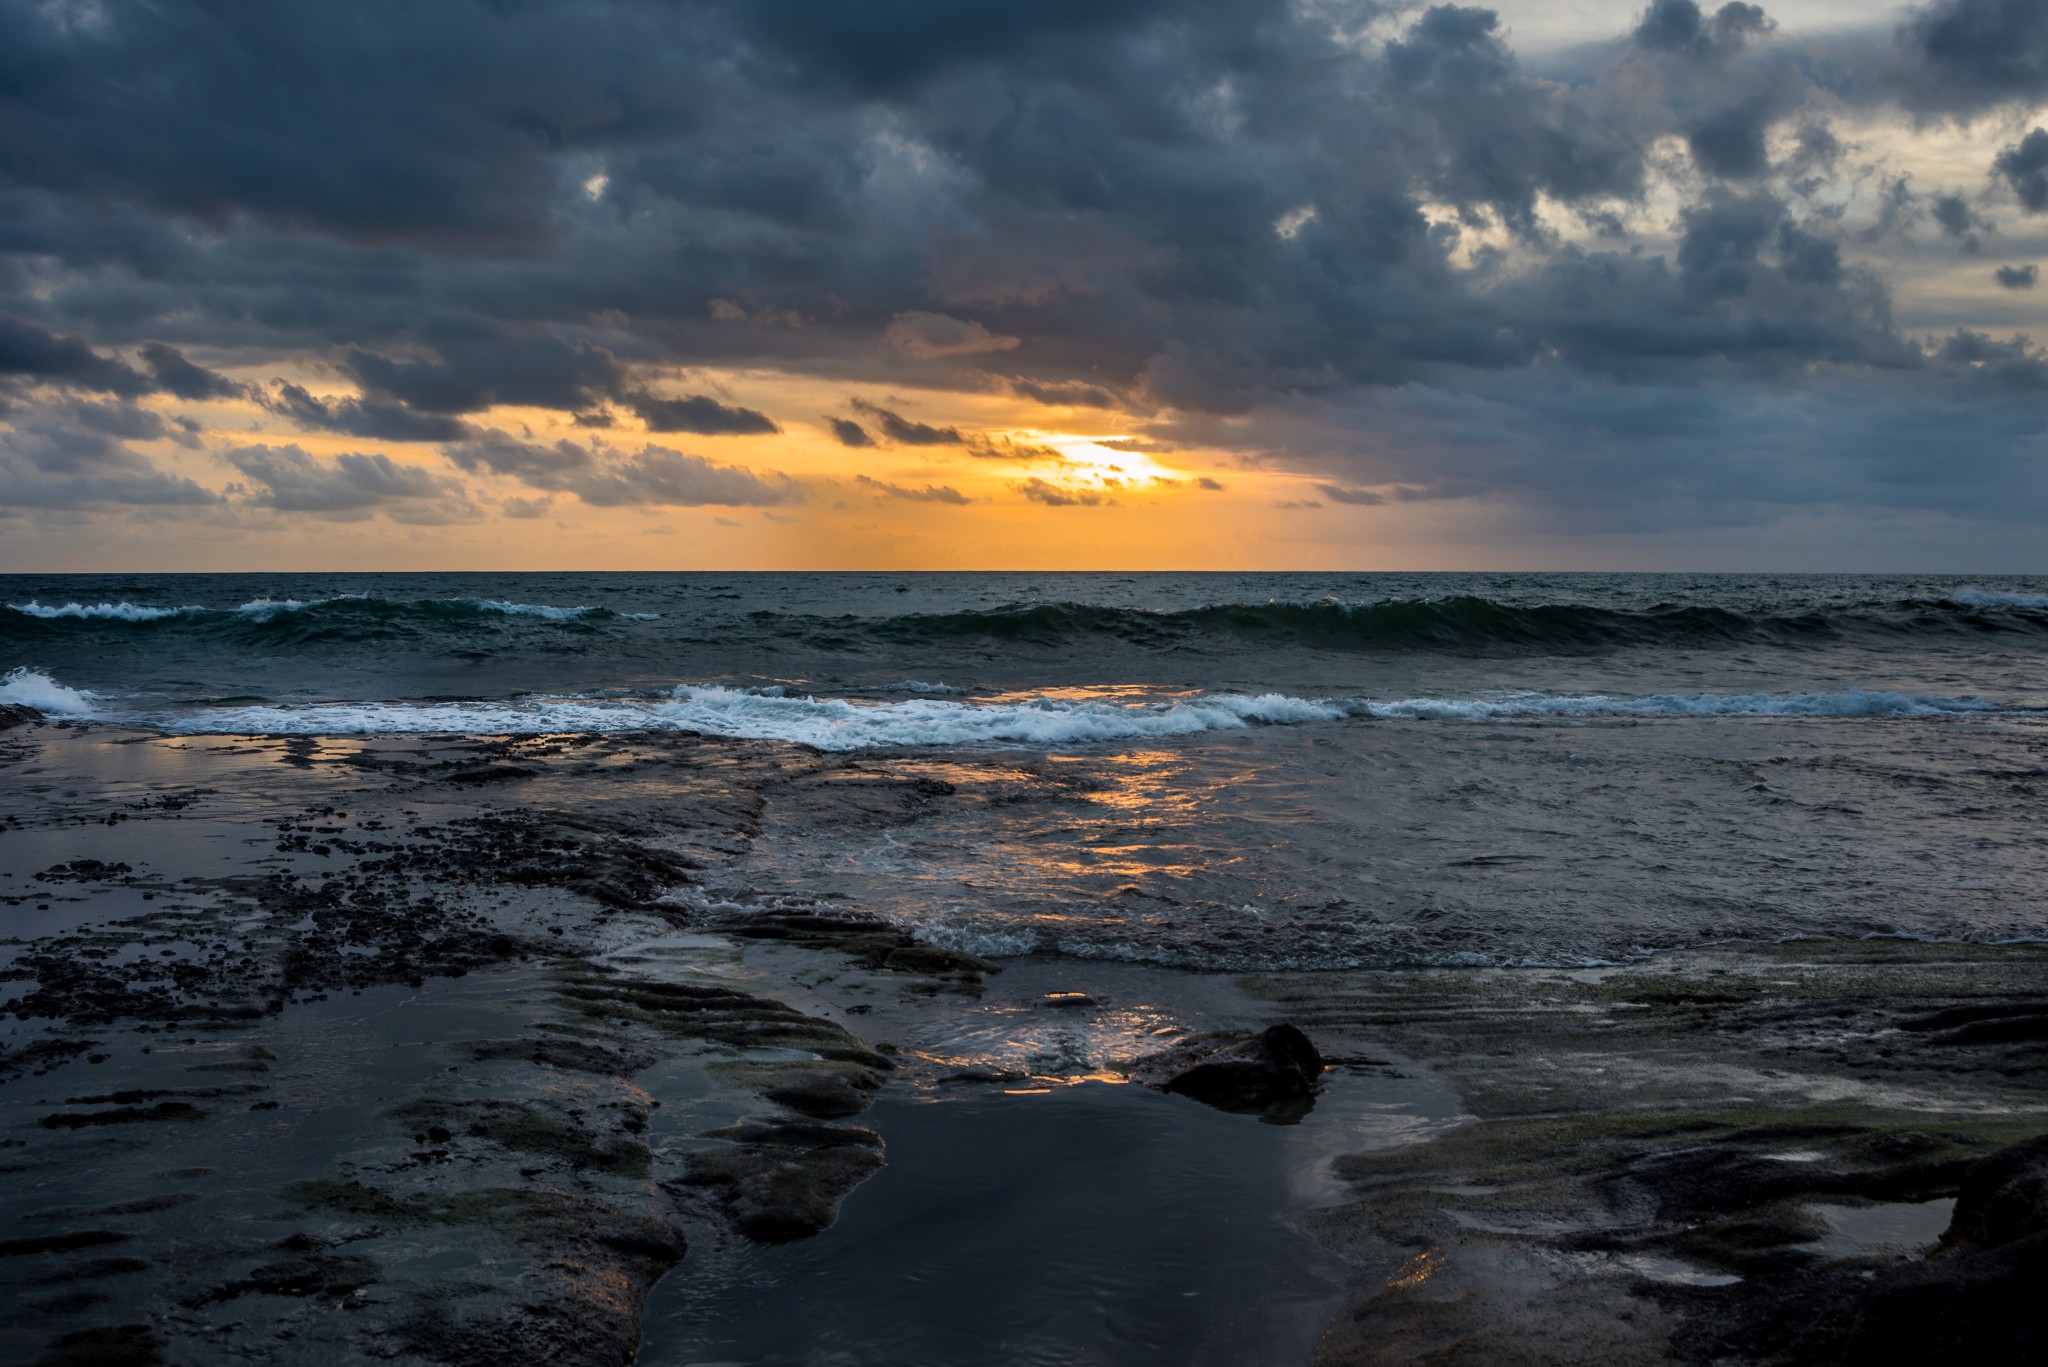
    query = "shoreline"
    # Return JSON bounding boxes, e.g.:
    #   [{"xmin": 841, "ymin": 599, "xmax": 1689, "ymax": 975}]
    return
[{"xmin": 2, "ymin": 722, "xmax": 2043, "ymax": 1365}]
